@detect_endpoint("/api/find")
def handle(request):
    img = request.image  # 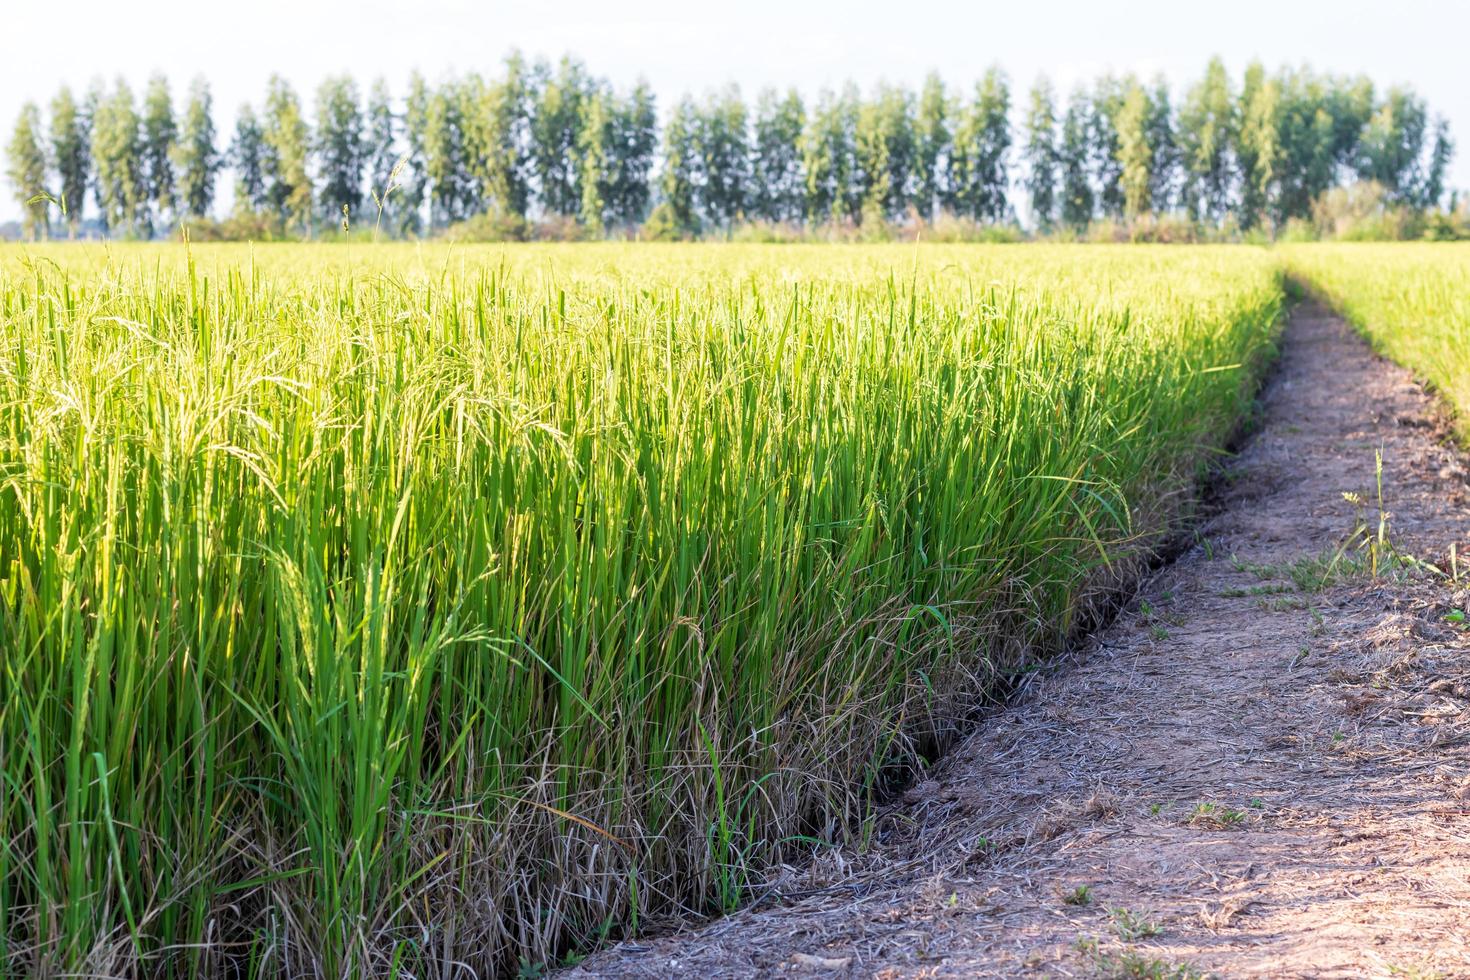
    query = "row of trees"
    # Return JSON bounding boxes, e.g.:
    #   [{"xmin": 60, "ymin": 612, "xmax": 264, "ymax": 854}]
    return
[{"xmin": 5, "ymin": 55, "xmax": 1454, "ymax": 241}]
